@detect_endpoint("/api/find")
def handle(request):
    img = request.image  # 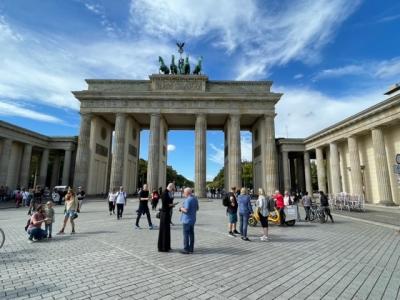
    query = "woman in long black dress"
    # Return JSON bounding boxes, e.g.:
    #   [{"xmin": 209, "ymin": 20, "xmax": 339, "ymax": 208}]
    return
[{"xmin": 158, "ymin": 183, "xmax": 175, "ymax": 252}]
